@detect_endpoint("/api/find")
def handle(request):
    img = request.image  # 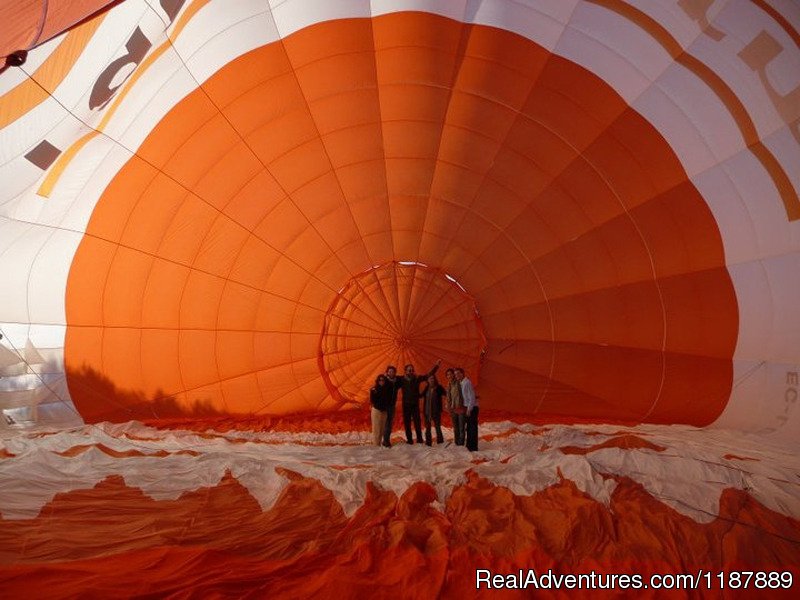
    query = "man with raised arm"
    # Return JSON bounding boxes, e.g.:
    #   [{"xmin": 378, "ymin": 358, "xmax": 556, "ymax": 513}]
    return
[
  {"xmin": 400, "ymin": 359, "xmax": 441, "ymax": 444},
  {"xmin": 382, "ymin": 365, "xmax": 401, "ymax": 447}
]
